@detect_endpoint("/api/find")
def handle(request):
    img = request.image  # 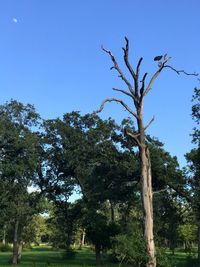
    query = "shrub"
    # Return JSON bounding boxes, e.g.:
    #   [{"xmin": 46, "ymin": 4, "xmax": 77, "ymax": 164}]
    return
[
  {"xmin": 112, "ymin": 222, "xmax": 148, "ymax": 267},
  {"xmin": 0, "ymin": 242, "xmax": 12, "ymax": 252},
  {"xmin": 112, "ymin": 222, "xmax": 174, "ymax": 267},
  {"xmin": 156, "ymin": 247, "xmax": 174, "ymax": 267}
]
